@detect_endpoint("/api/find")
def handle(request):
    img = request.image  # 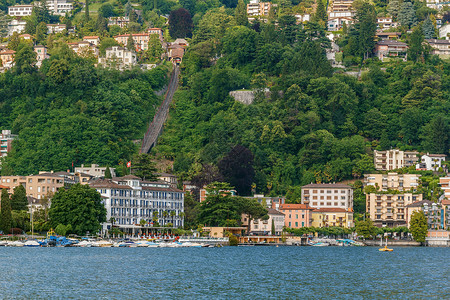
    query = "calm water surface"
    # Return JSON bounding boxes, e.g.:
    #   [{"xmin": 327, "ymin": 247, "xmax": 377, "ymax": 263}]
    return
[{"xmin": 0, "ymin": 246, "xmax": 449, "ymax": 299}]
